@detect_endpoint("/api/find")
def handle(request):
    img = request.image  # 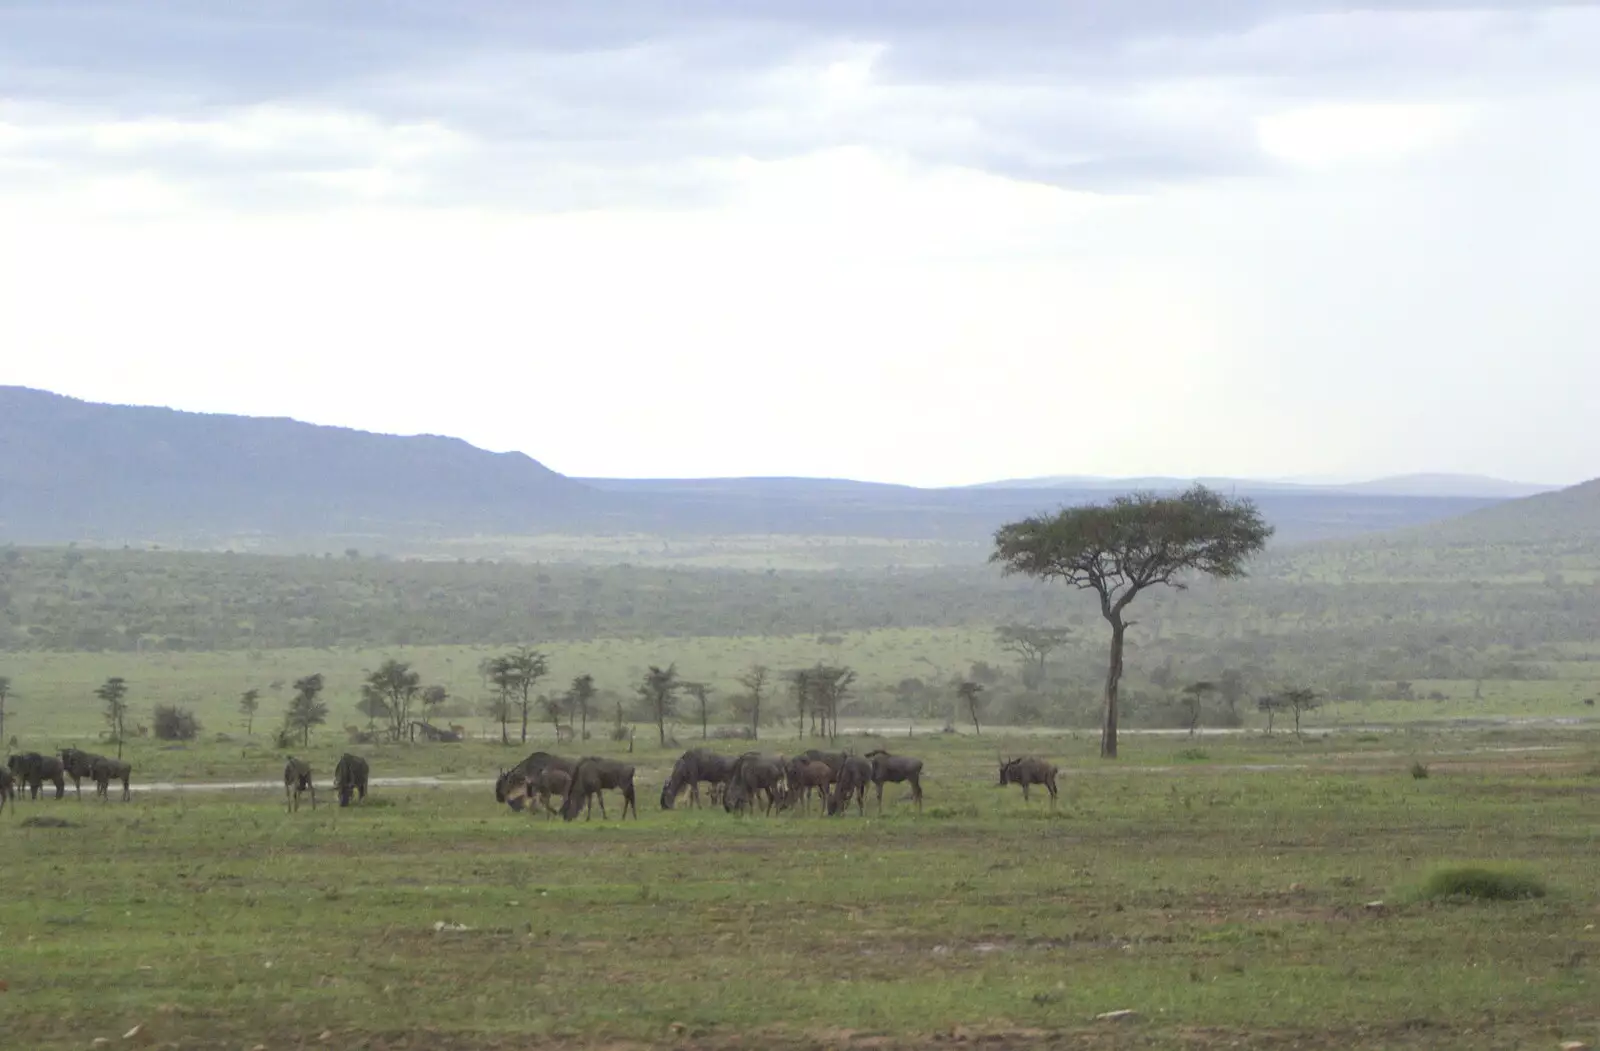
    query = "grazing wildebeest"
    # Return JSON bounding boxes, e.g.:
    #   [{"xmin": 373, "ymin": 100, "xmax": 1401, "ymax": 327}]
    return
[
  {"xmin": 284, "ymin": 756, "xmax": 316, "ymax": 812},
  {"xmin": 60, "ymin": 747, "xmax": 105, "ymax": 798},
  {"xmin": 559, "ymin": 757, "xmax": 638, "ymax": 822},
  {"xmin": 723, "ymin": 752, "xmax": 787, "ymax": 816},
  {"xmin": 7, "ymin": 752, "xmax": 66, "ymax": 800},
  {"xmin": 495, "ymin": 751, "xmax": 578, "ymax": 804},
  {"xmin": 799, "ymin": 749, "xmax": 848, "ymax": 773},
  {"xmin": 503, "ymin": 766, "xmax": 572, "ymax": 817},
  {"xmin": 0, "ymin": 766, "xmax": 14, "ymax": 815},
  {"xmin": 660, "ymin": 748, "xmax": 736, "ymax": 809},
  {"xmin": 780, "ymin": 757, "xmax": 834, "ymax": 814},
  {"xmin": 88, "ymin": 754, "xmax": 133, "ymax": 802},
  {"xmin": 865, "ymin": 749, "xmax": 924, "ymax": 813},
  {"xmin": 998, "ymin": 756, "xmax": 1059, "ymax": 808},
  {"xmin": 828, "ymin": 755, "xmax": 872, "ymax": 816},
  {"xmin": 333, "ymin": 753, "xmax": 370, "ymax": 807}
]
